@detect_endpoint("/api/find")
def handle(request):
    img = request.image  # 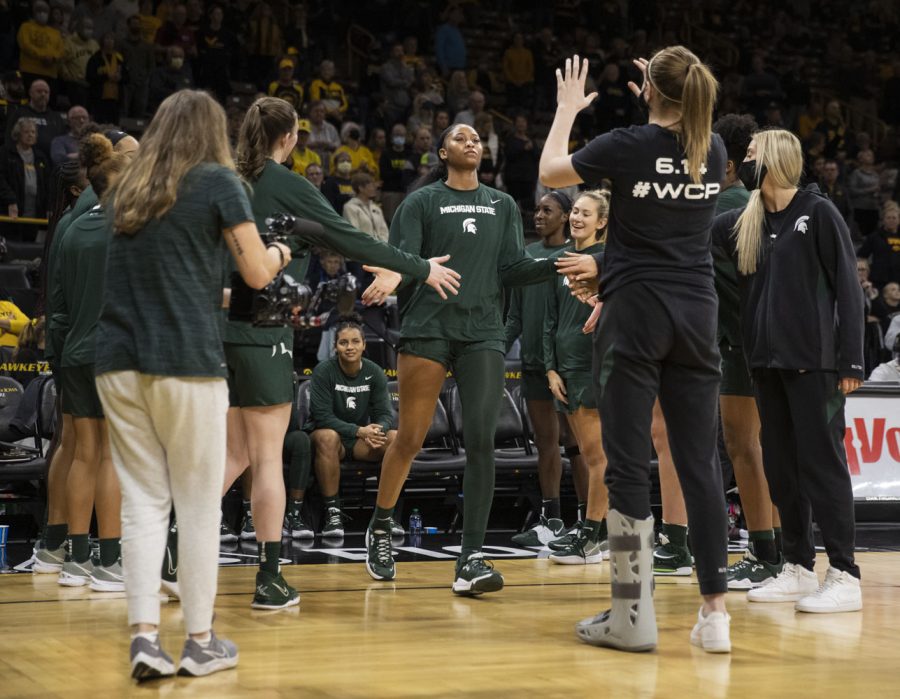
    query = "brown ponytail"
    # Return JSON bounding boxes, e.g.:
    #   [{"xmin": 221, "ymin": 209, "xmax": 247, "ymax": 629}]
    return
[
  {"xmin": 648, "ymin": 46, "xmax": 719, "ymax": 184},
  {"xmin": 236, "ymin": 96, "xmax": 298, "ymax": 181},
  {"xmin": 80, "ymin": 133, "xmax": 127, "ymax": 198}
]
